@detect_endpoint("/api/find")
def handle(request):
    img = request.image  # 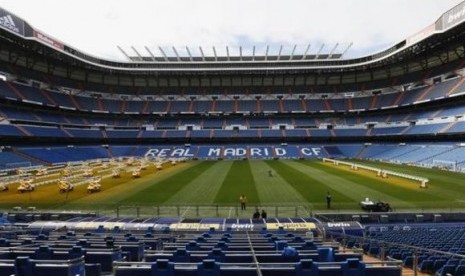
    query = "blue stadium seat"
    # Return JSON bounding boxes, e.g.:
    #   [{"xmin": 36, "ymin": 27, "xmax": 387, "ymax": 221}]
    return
[
  {"xmin": 207, "ymin": 248, "xmax": 226, "ymax": 262},
  {"xmin": 14, "ymin": 256, "xmax": 33, "ymax": 276},
  {"xmin": 34, "ymin": 245, "xmax": 53, "ymax": 260},
  {"xmin": 197, "ymin": 259, "xmax": 221, "ymax": 276},
  {"xmin": 455, "ymin": 265, "xmax": 465, "ymax": 275},
  {"xmin": 341, "ymin": 258, "xmax": 366, "ymax": 276},
  {"xmin": 435, "ymin": 264, "xmax": 457, "ymax": 276},
  {"xmin": 318, "ymin": 247, "xmax": 335, "ymax": 262},
  {"xmin": 173, "ymin": 248, "xmax": 191, "ymax": 262},
  {"xmin": 151, "ymin": 259, "xmax": 174, "ymax": 276},
  {"xmin": 295, "ymin": 259, "xmax": 319, "ymax": 276}
]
